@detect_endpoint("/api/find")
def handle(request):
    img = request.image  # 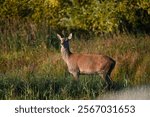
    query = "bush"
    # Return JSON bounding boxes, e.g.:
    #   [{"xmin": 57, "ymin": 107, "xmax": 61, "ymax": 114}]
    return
[{"xmin": 0, "ymin": 0, "xmax": 150, "ymax": 34}]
